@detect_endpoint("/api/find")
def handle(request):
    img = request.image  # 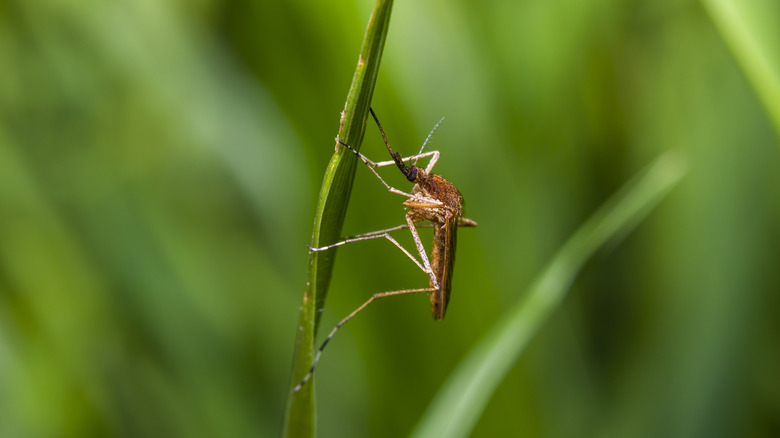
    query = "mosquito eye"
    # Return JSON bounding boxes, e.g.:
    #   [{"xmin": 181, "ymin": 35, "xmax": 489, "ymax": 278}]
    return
[{"xmin": 406, "ymin": 167, "xmax": 418, "ymax": 182}]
